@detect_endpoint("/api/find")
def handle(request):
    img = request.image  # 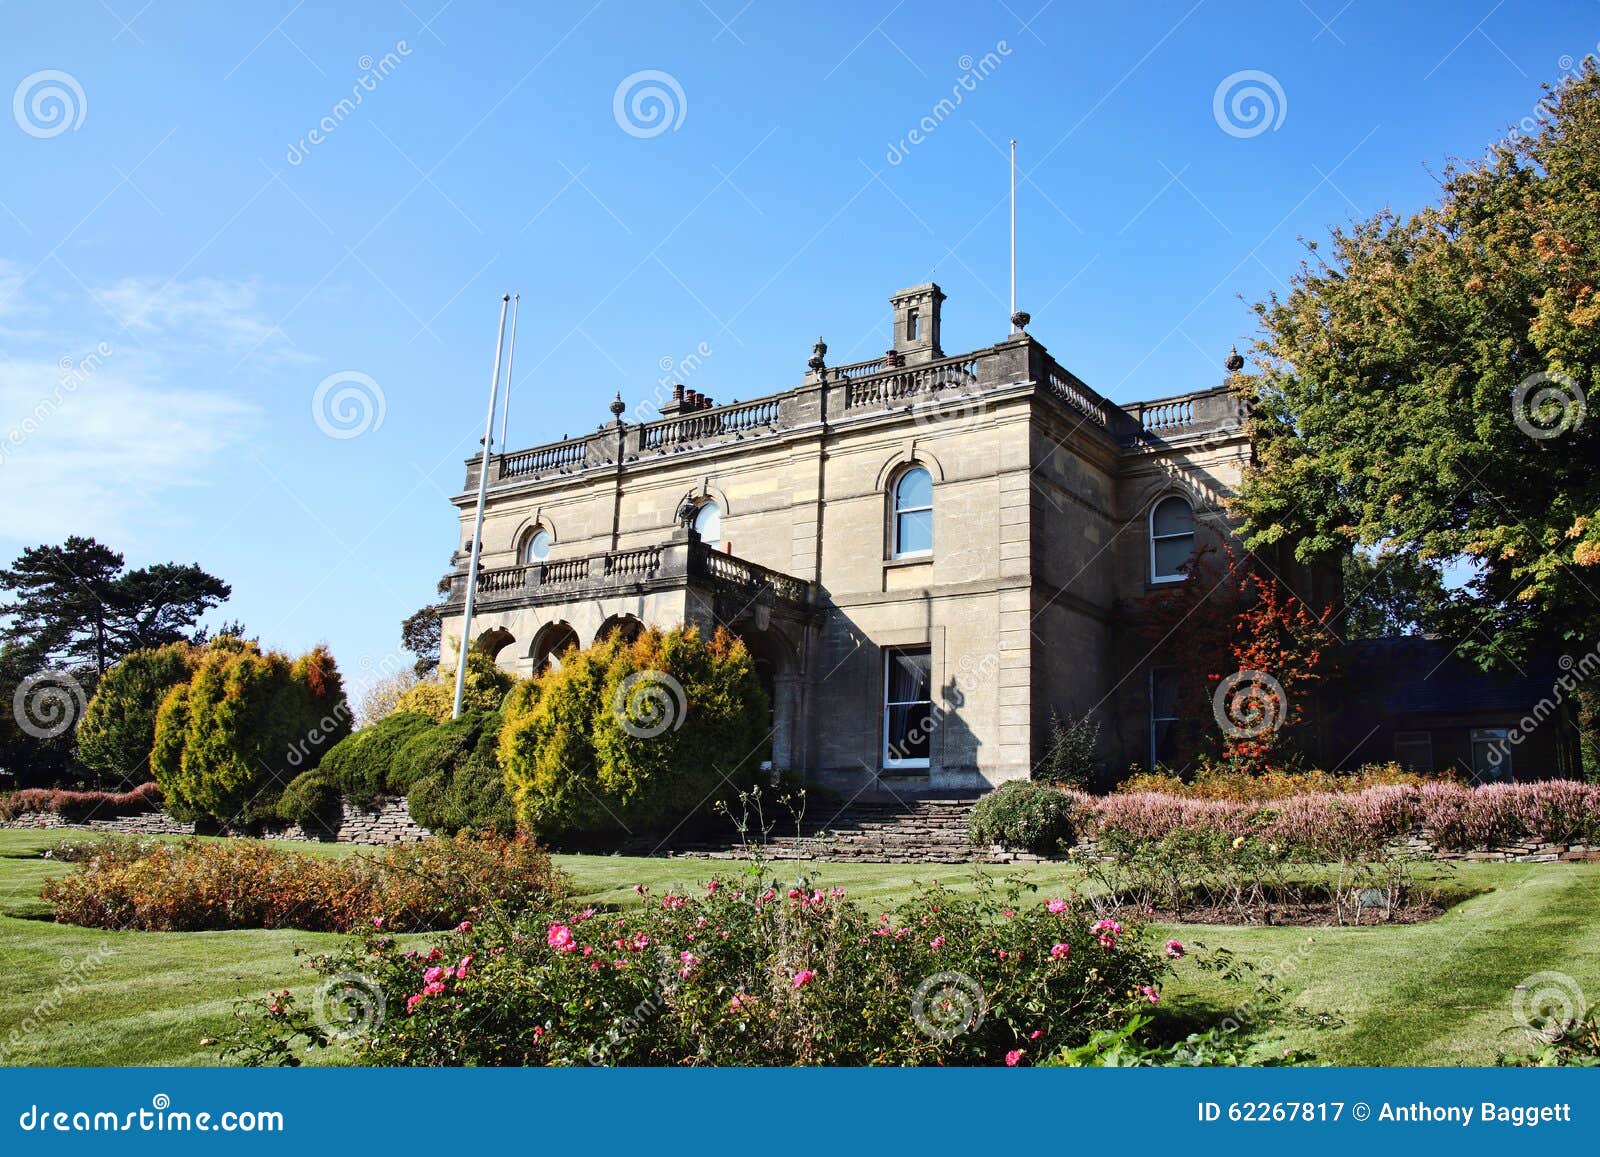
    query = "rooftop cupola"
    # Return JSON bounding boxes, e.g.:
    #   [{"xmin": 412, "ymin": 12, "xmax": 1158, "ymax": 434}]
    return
[{"xmin": 889, "ymin": 282, "xmax": 944, "ymax": 364}]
